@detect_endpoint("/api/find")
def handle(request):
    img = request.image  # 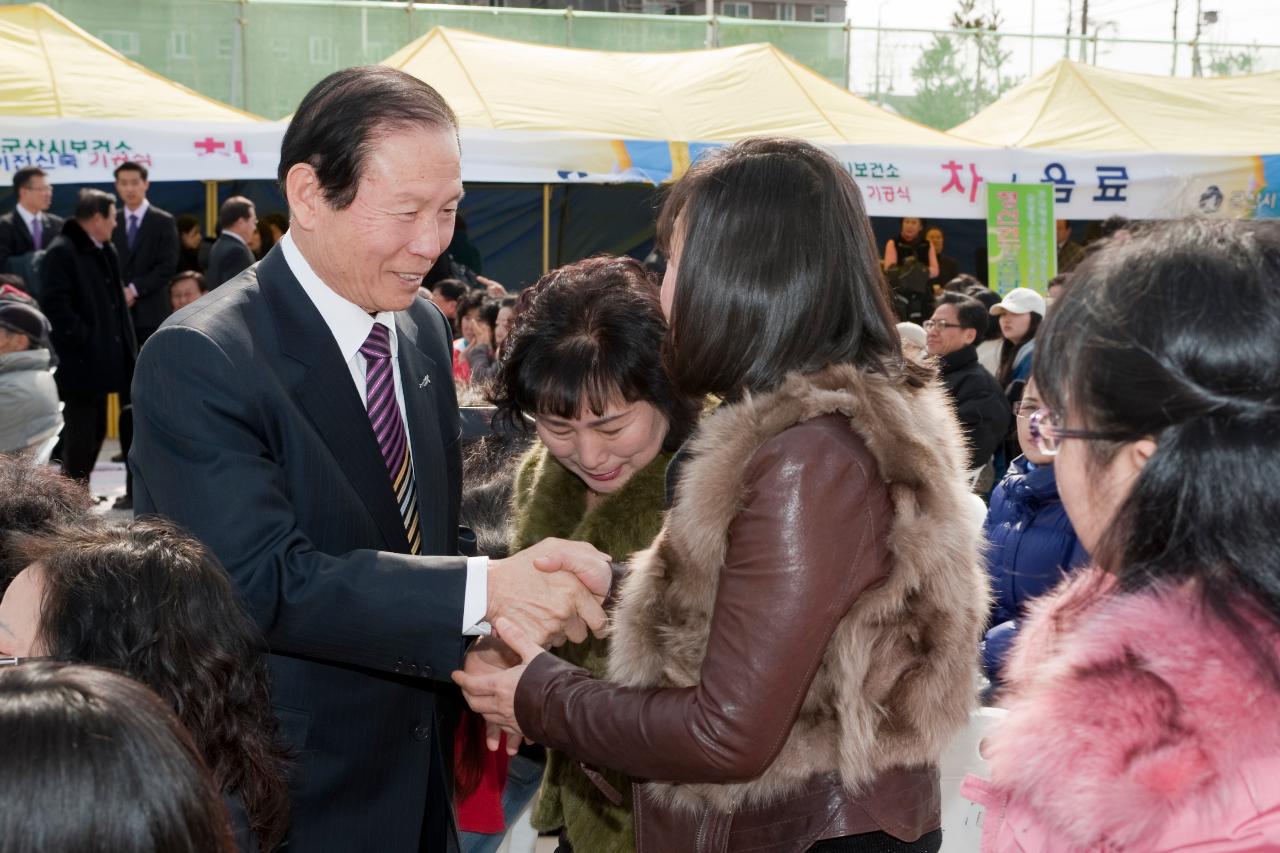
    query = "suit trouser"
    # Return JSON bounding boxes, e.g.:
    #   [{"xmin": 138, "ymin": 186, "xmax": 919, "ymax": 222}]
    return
[{"xmin": 60, "ymin": 393, "xmax": 108, "ymax": 484}]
